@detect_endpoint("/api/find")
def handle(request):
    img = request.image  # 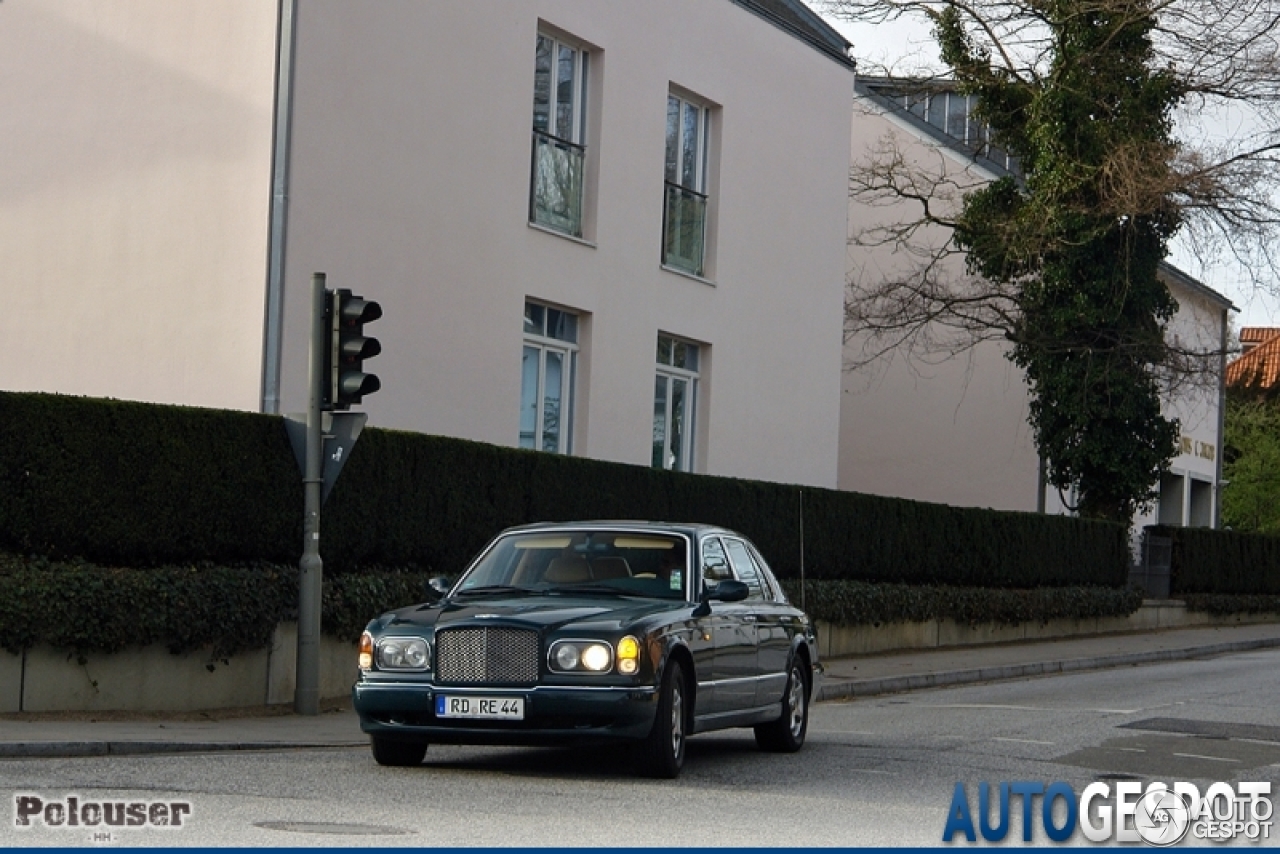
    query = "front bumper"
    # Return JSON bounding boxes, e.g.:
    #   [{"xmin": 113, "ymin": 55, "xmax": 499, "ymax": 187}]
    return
[{"xmin": 352, "ymin": 680, "xmax": 659, "ymax": 745}]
